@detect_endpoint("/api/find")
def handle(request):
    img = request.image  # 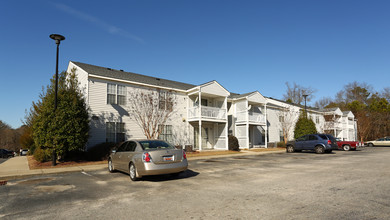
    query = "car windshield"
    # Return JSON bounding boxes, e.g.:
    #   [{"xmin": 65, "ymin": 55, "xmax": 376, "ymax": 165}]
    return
[
  {"xmin": 139, "ymin": 140, "xmax": 175, "ymax": 150},
  {"xmin": 335, "ymin": 138, "xmax": 342, "ymax": 142}
]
